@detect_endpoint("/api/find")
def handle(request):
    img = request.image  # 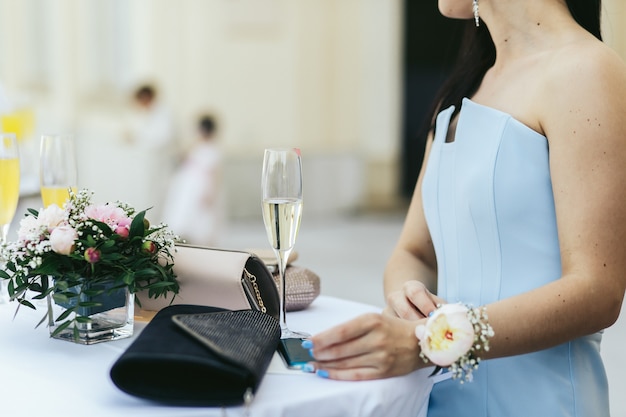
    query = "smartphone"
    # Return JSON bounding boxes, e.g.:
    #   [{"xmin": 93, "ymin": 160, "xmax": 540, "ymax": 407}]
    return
[{"xmin": 278, "ymin": 337, "xmax": 314, "ymax": 369}]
